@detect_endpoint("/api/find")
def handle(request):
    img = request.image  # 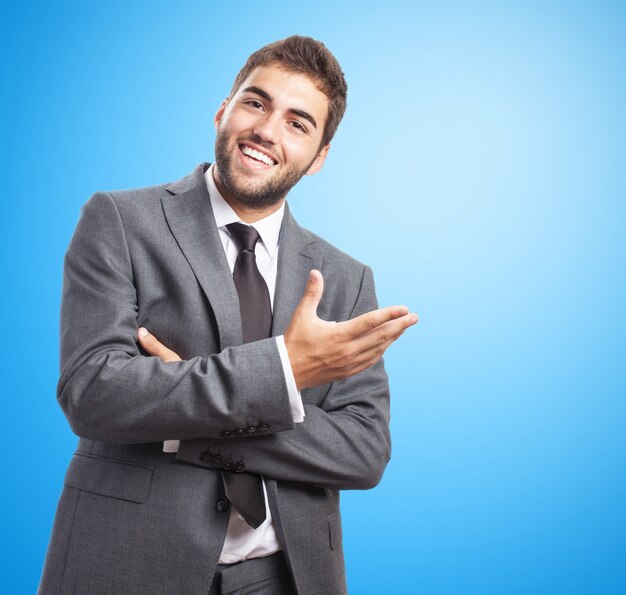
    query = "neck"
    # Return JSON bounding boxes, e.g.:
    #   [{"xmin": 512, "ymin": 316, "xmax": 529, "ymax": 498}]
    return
[{"xmin": 213, "ymin": 167, "xmax": 284, "ymax": 223}]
